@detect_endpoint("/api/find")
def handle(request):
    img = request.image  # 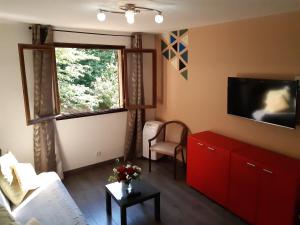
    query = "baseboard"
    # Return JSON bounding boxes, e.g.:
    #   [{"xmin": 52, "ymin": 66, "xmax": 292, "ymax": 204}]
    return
[{"xmin": 63, "ymin": 157, "xmax": 123, "ymax": 177}]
